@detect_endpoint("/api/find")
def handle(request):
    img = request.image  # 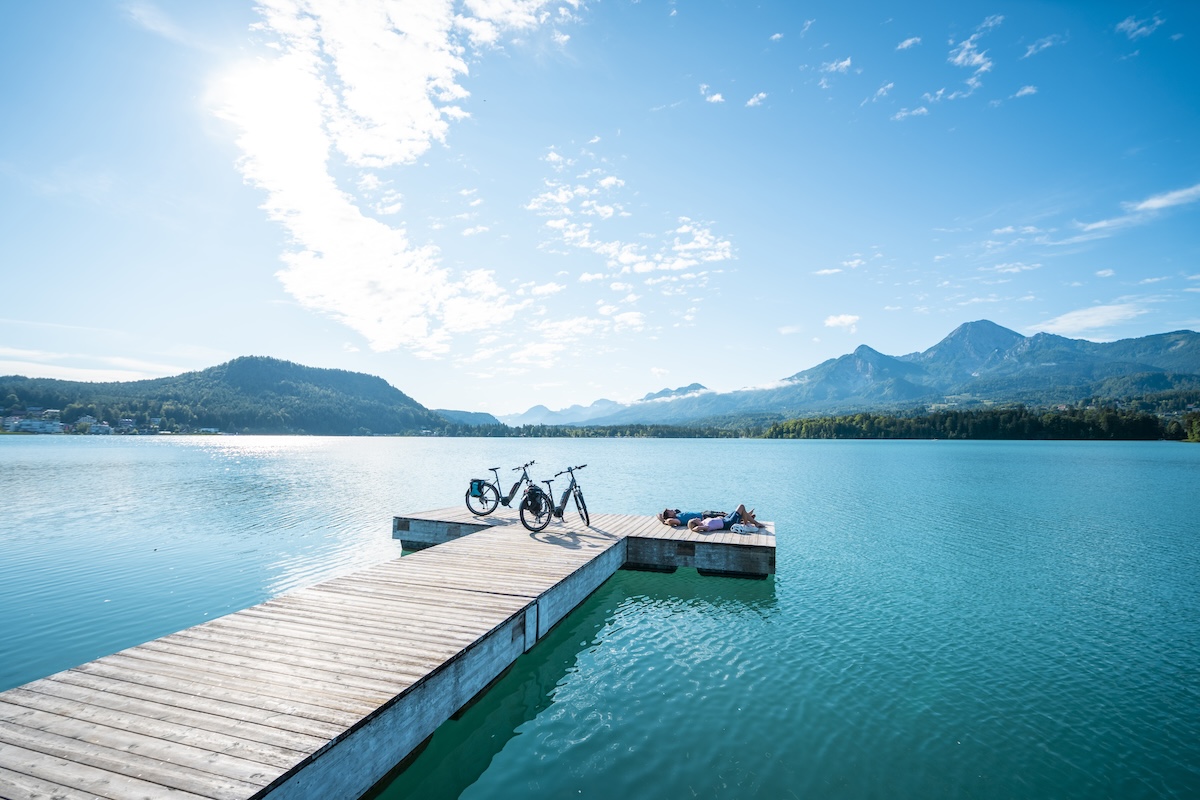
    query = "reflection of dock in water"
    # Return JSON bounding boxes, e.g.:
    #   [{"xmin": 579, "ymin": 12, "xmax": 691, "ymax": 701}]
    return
[{"xmin": 0, "ymin": 509, "xmax": 774, "ymax": 799}]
